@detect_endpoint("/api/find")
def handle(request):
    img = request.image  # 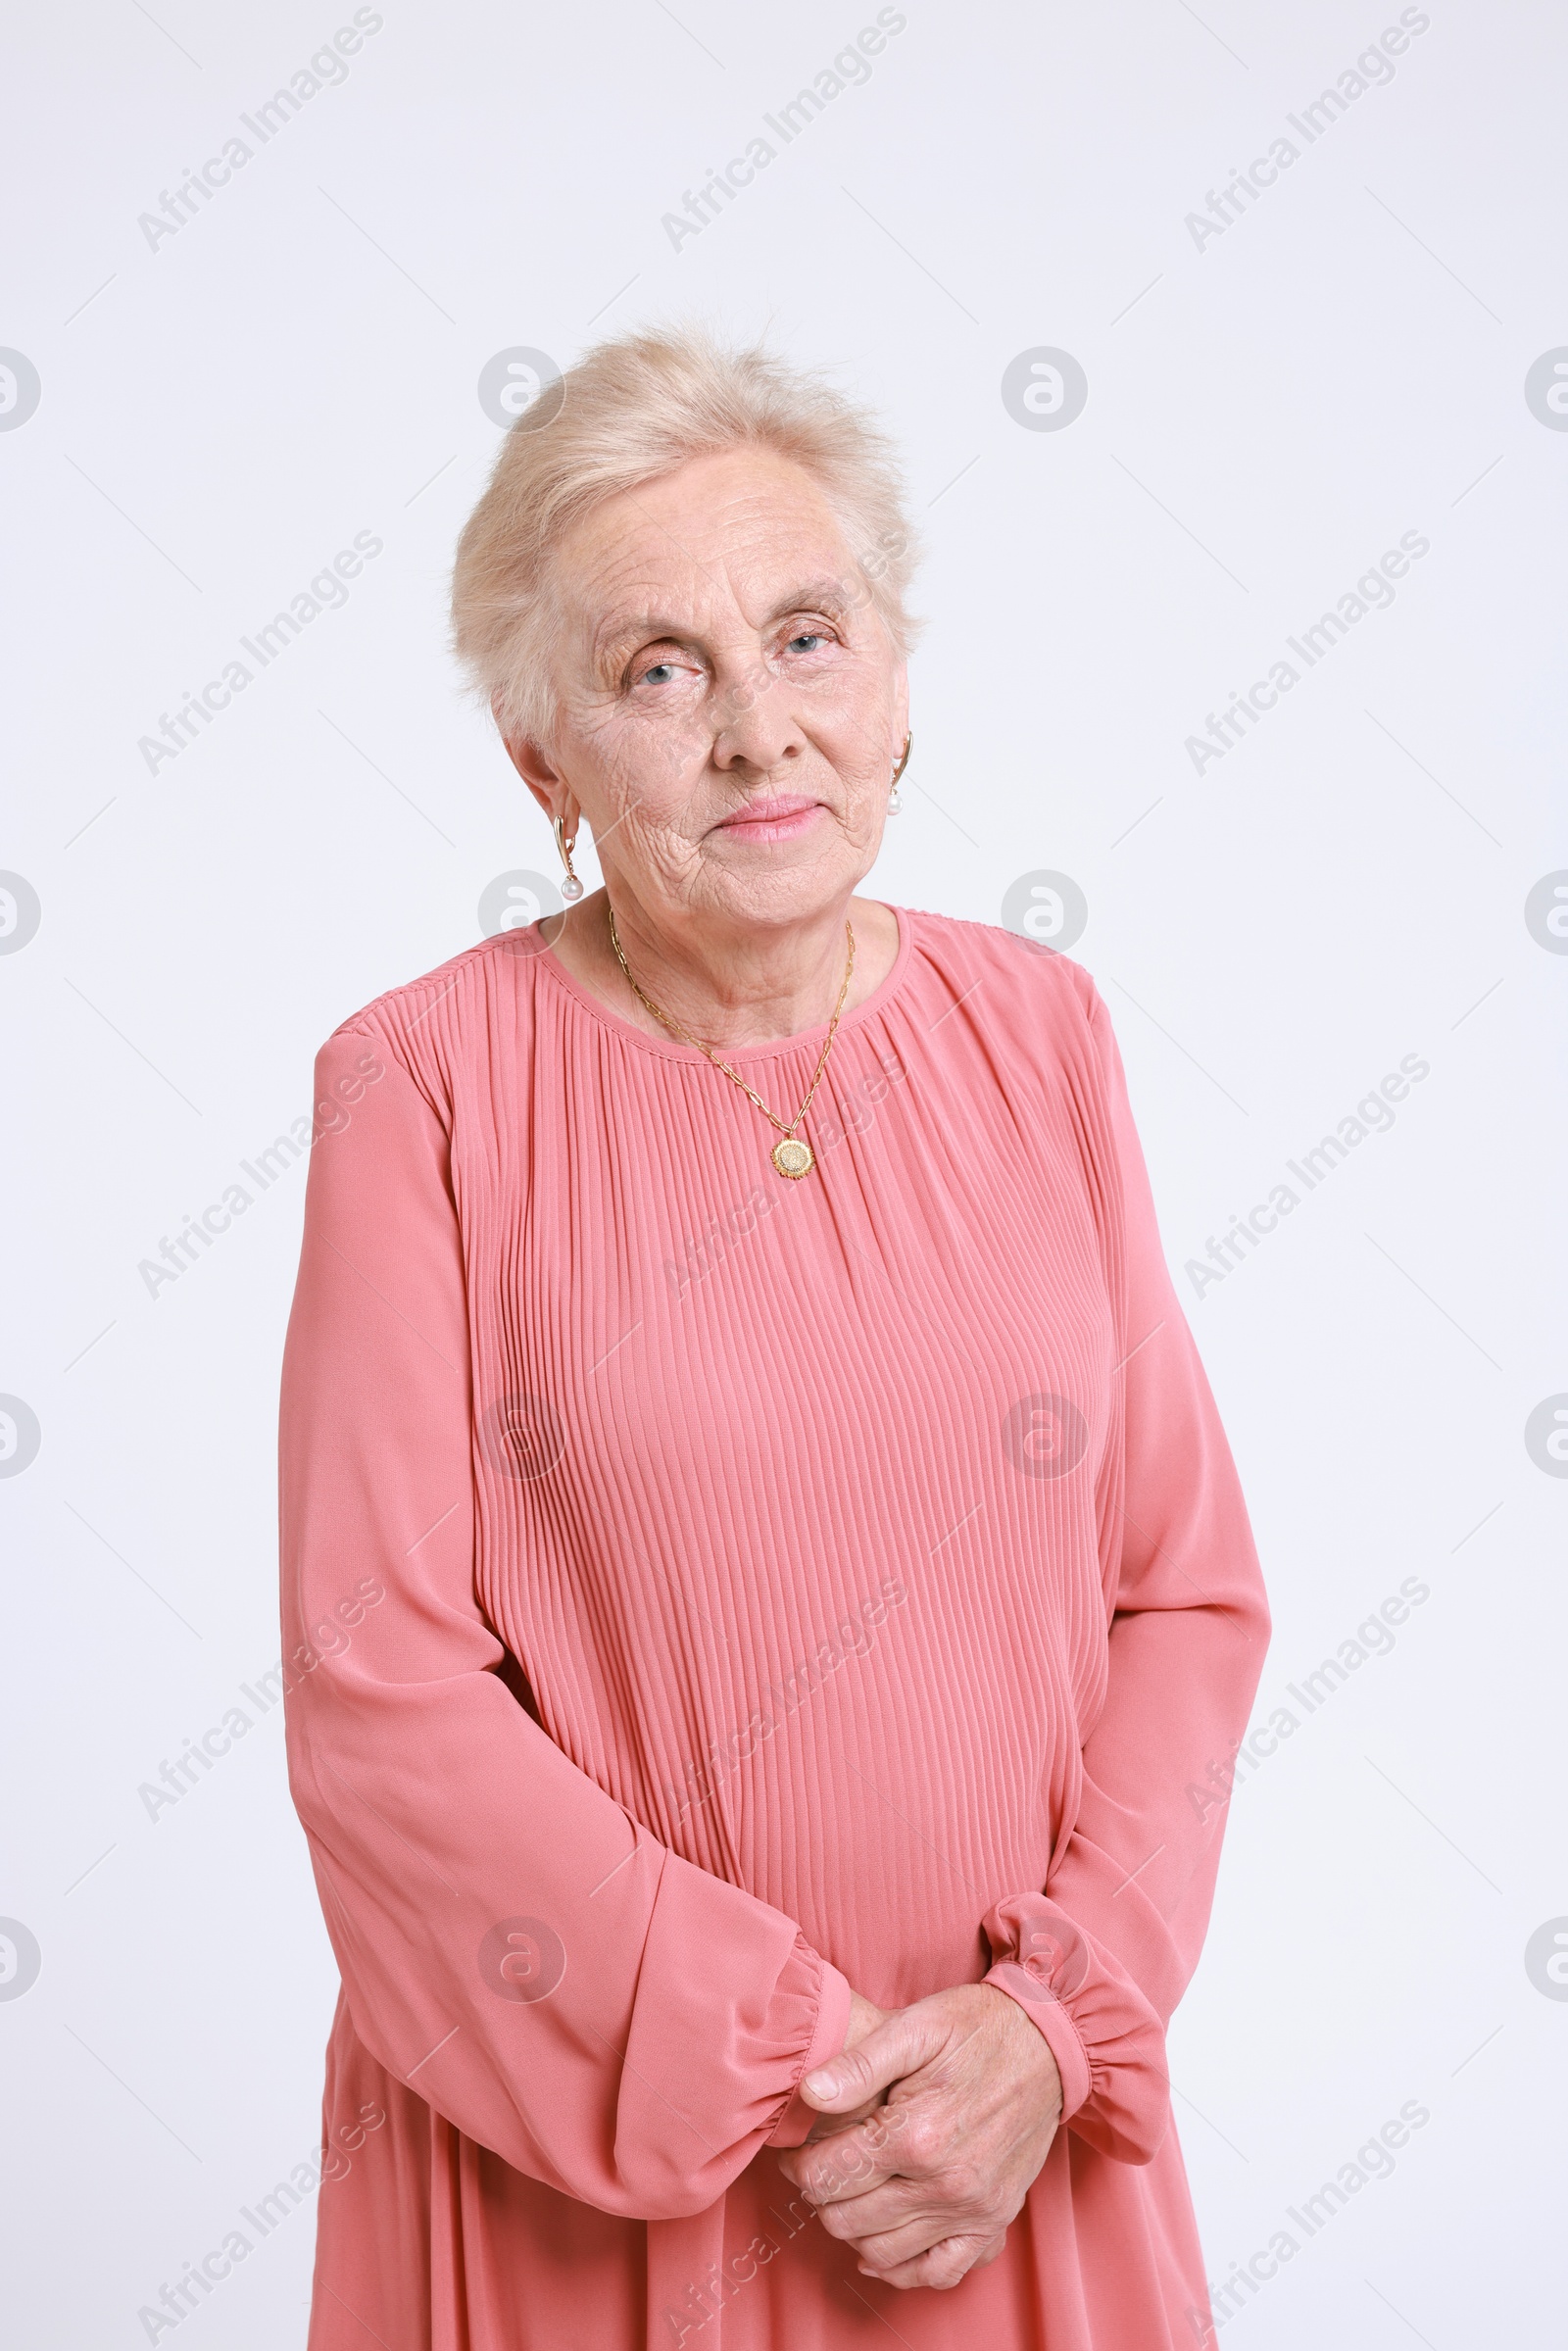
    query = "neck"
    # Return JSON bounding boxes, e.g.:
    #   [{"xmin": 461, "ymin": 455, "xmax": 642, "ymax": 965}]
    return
[{"xmin": 540, "ymin": 886, "xmax": 897, "ymax": 1050}]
